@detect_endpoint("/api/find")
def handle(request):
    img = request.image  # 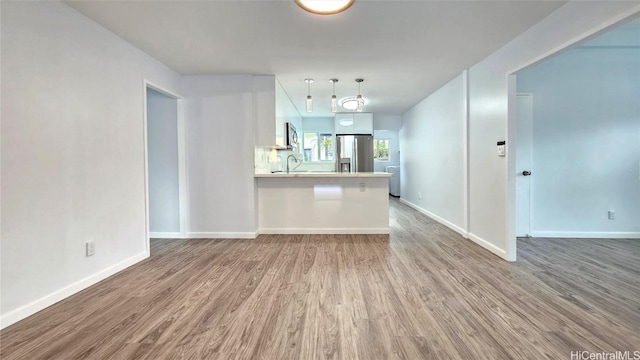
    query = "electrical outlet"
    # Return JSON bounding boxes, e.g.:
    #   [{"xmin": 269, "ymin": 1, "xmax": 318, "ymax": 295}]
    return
[
  {"xmin": 418, "ymin": 192, "xmax": 422, "ymax": 200},
  {"xmin": 608, "ymin": 210, "xmax": 615, "ymax": 220},
  {"xmin": 86, "ymin": 241, "xmax": 95, "ymax": 257},
  {"xmin": 359, "ymin": 183, "xmax": 366, "ymax": 192}
]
